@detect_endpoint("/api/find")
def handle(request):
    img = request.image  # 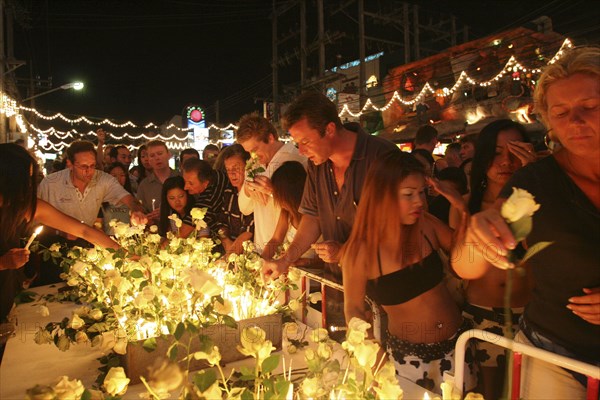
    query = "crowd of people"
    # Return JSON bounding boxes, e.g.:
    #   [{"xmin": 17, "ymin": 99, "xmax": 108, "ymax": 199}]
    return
[{"xmin": 1, "ymin": 46, "xmax": 598, "ymax": 398}]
